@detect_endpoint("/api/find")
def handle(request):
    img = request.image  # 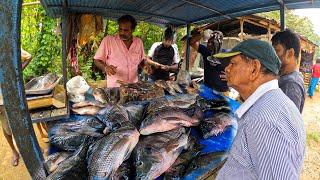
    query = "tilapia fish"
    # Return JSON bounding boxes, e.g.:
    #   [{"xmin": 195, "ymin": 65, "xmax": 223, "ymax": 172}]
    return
[
  {"xmin": 145, "ymin": 94, "xmax": 198, "ymax": 114},
  {"xmin": 49, "ymin": 117, "xmax": 105, "ymax": 151},
  {"xmin": 72, "ymin": 106, "xmax": 103, "ymax": 115},
  {"xmin": 196, "ymin": 97, "xmax": 230, "ymax": 112},
  {"xmin": 166, "ymin": 81, "xmax": 183, "ymax": 94},
  {"xmin": 46, "ymin": 138, "xmax": 93, "ymax": 180},
  {"xmin": 134, "ymin": 128, "xmax": 189, "ymax": 180},
  {"xmin": 72, "ymin": 100, "xmax": 106, "ymax": 108},
  {"xmin": 176, "ymin": 69, "xmax": 191, "ymax": 87},
  {"xmin": 123, "ymin": 101, "xmax": 149, "ymax": 128},
  {"xmin": 45, "ymin": 152, "xmax": 72, "ymax": 173},
  {"xmin": 163, "ymin": 137, "xmax": 201, "ymax": 180},
  {"xmin": 95, "ymin": 105, "xmax": 131, "ymax": 134},
  {"xmin": 140, "ymin": 105, "xmax": 202, "ymax": 135},
  {"xmin": 87, "ymin": 121, "xmax": 140, "ymax": 180},
  {"xmin": 200, "ymin": 112, "xmax": 234, "ymax": 139},
  {"xmin": 183, "ymin": 152, "xmax": 227, "ymax": 180},
  {"xmin": 155, "ymin": 80, "xmax": 176, "ymax": 95},
  {"xmin": 93, "ymin": 88, "xmax": 109, "ymax": 104},
  {"xmin": 29, "ymin": 73, "xmax": 59, "ymax": 90},
  {"xmin": 104, "ymin": 87, "xmax": 120, "ymax": 104},
  {"xmin": 110, "ymin": 160, "xmax": 132, "ymax": 180}
]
